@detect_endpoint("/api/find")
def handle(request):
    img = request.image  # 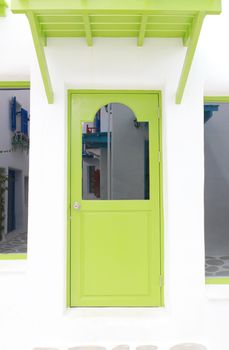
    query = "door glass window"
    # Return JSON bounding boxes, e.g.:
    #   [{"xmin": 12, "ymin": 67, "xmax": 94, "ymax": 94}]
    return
[{"xmin": 82, "ymin": 103, "xmax": 149, "ymax": 200}]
